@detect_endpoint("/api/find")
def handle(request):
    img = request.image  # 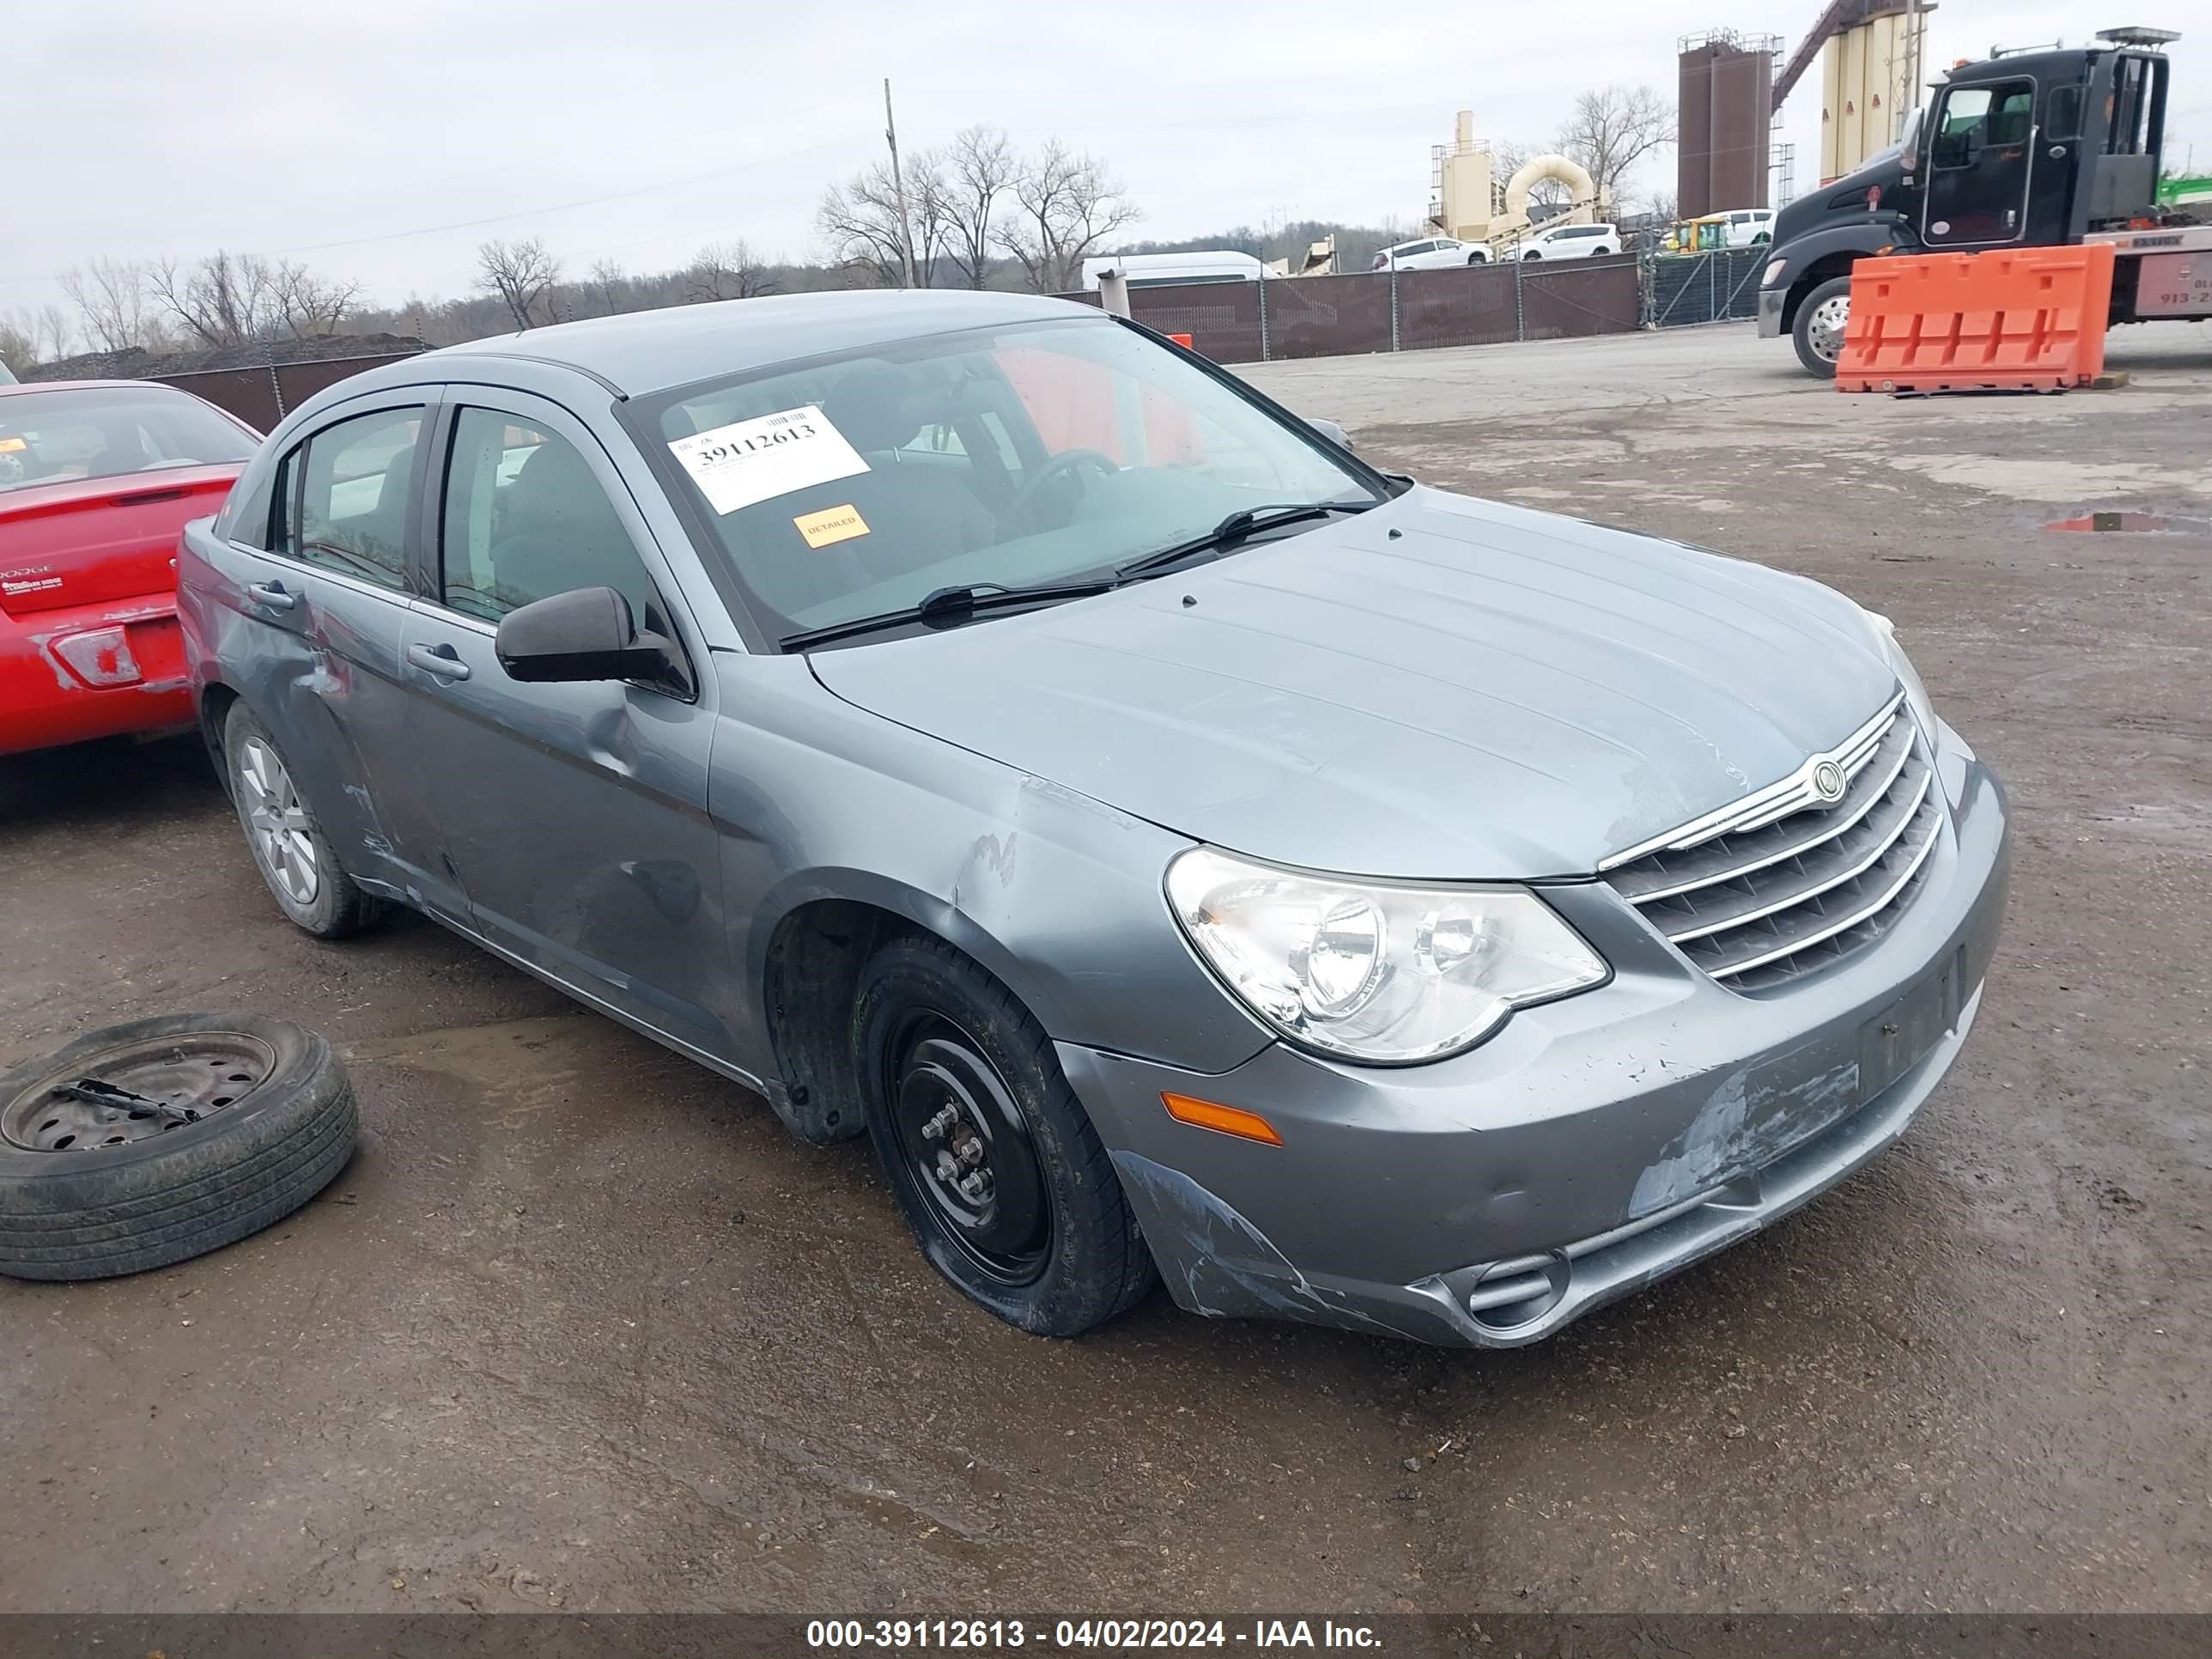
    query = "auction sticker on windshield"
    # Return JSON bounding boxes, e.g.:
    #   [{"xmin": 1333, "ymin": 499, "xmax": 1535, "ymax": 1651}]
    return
[{"xmin": 669, "ymin": 406, "xmax": 868, "ymax": 515}]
